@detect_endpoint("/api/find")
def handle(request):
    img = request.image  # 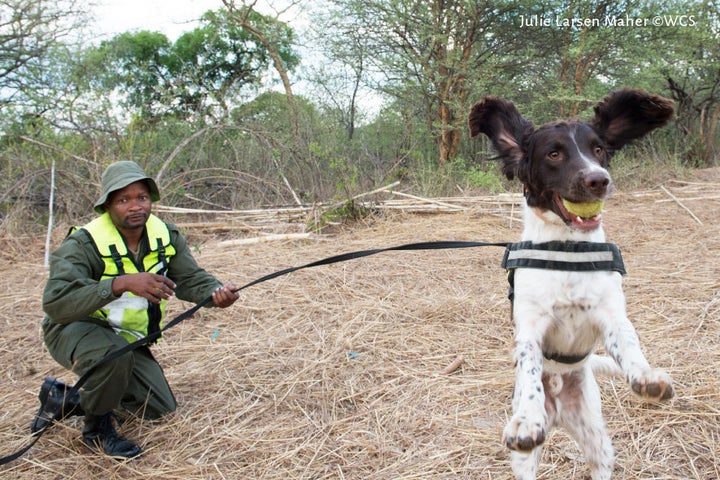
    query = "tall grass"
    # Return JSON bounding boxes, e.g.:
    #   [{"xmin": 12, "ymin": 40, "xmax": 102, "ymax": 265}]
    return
[{"xmin": 610, "ymin": 140, "xmax": 694, "ymax": 190}]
